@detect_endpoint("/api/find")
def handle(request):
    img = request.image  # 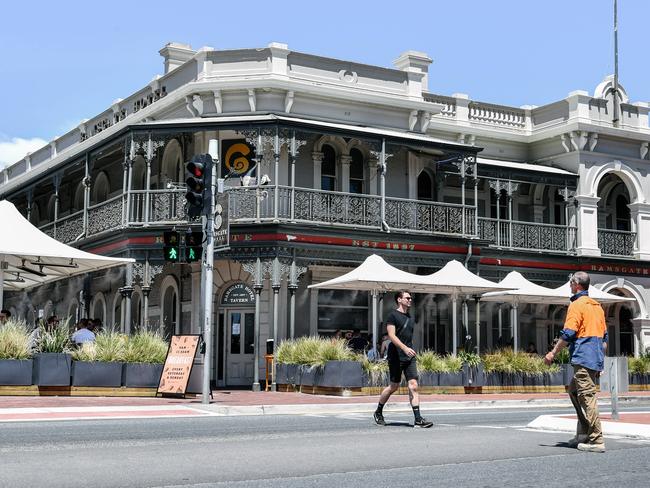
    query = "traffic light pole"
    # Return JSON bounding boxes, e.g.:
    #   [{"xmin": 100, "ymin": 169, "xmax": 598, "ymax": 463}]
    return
[{"xmin": 202, "ymin": 140, "xmax": 218, "ymax": 404}]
